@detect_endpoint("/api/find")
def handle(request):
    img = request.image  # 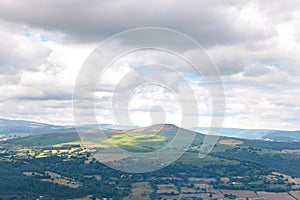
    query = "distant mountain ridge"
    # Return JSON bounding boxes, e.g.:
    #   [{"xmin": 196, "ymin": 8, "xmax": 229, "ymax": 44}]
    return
[
  {"xmin": 0, "ymin": 118, "xmax": 68, "ymax": 134},
  {"xmin": 194, "ymin": 127, "xmax": 300, "ymax": 143},
  {"xmin": 1, "ymin": 118, "xmax": 300, "ymax": 143},
  {"xmin": 0, "ymin": 118, "xmax": 135, "ymax": 135}
]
